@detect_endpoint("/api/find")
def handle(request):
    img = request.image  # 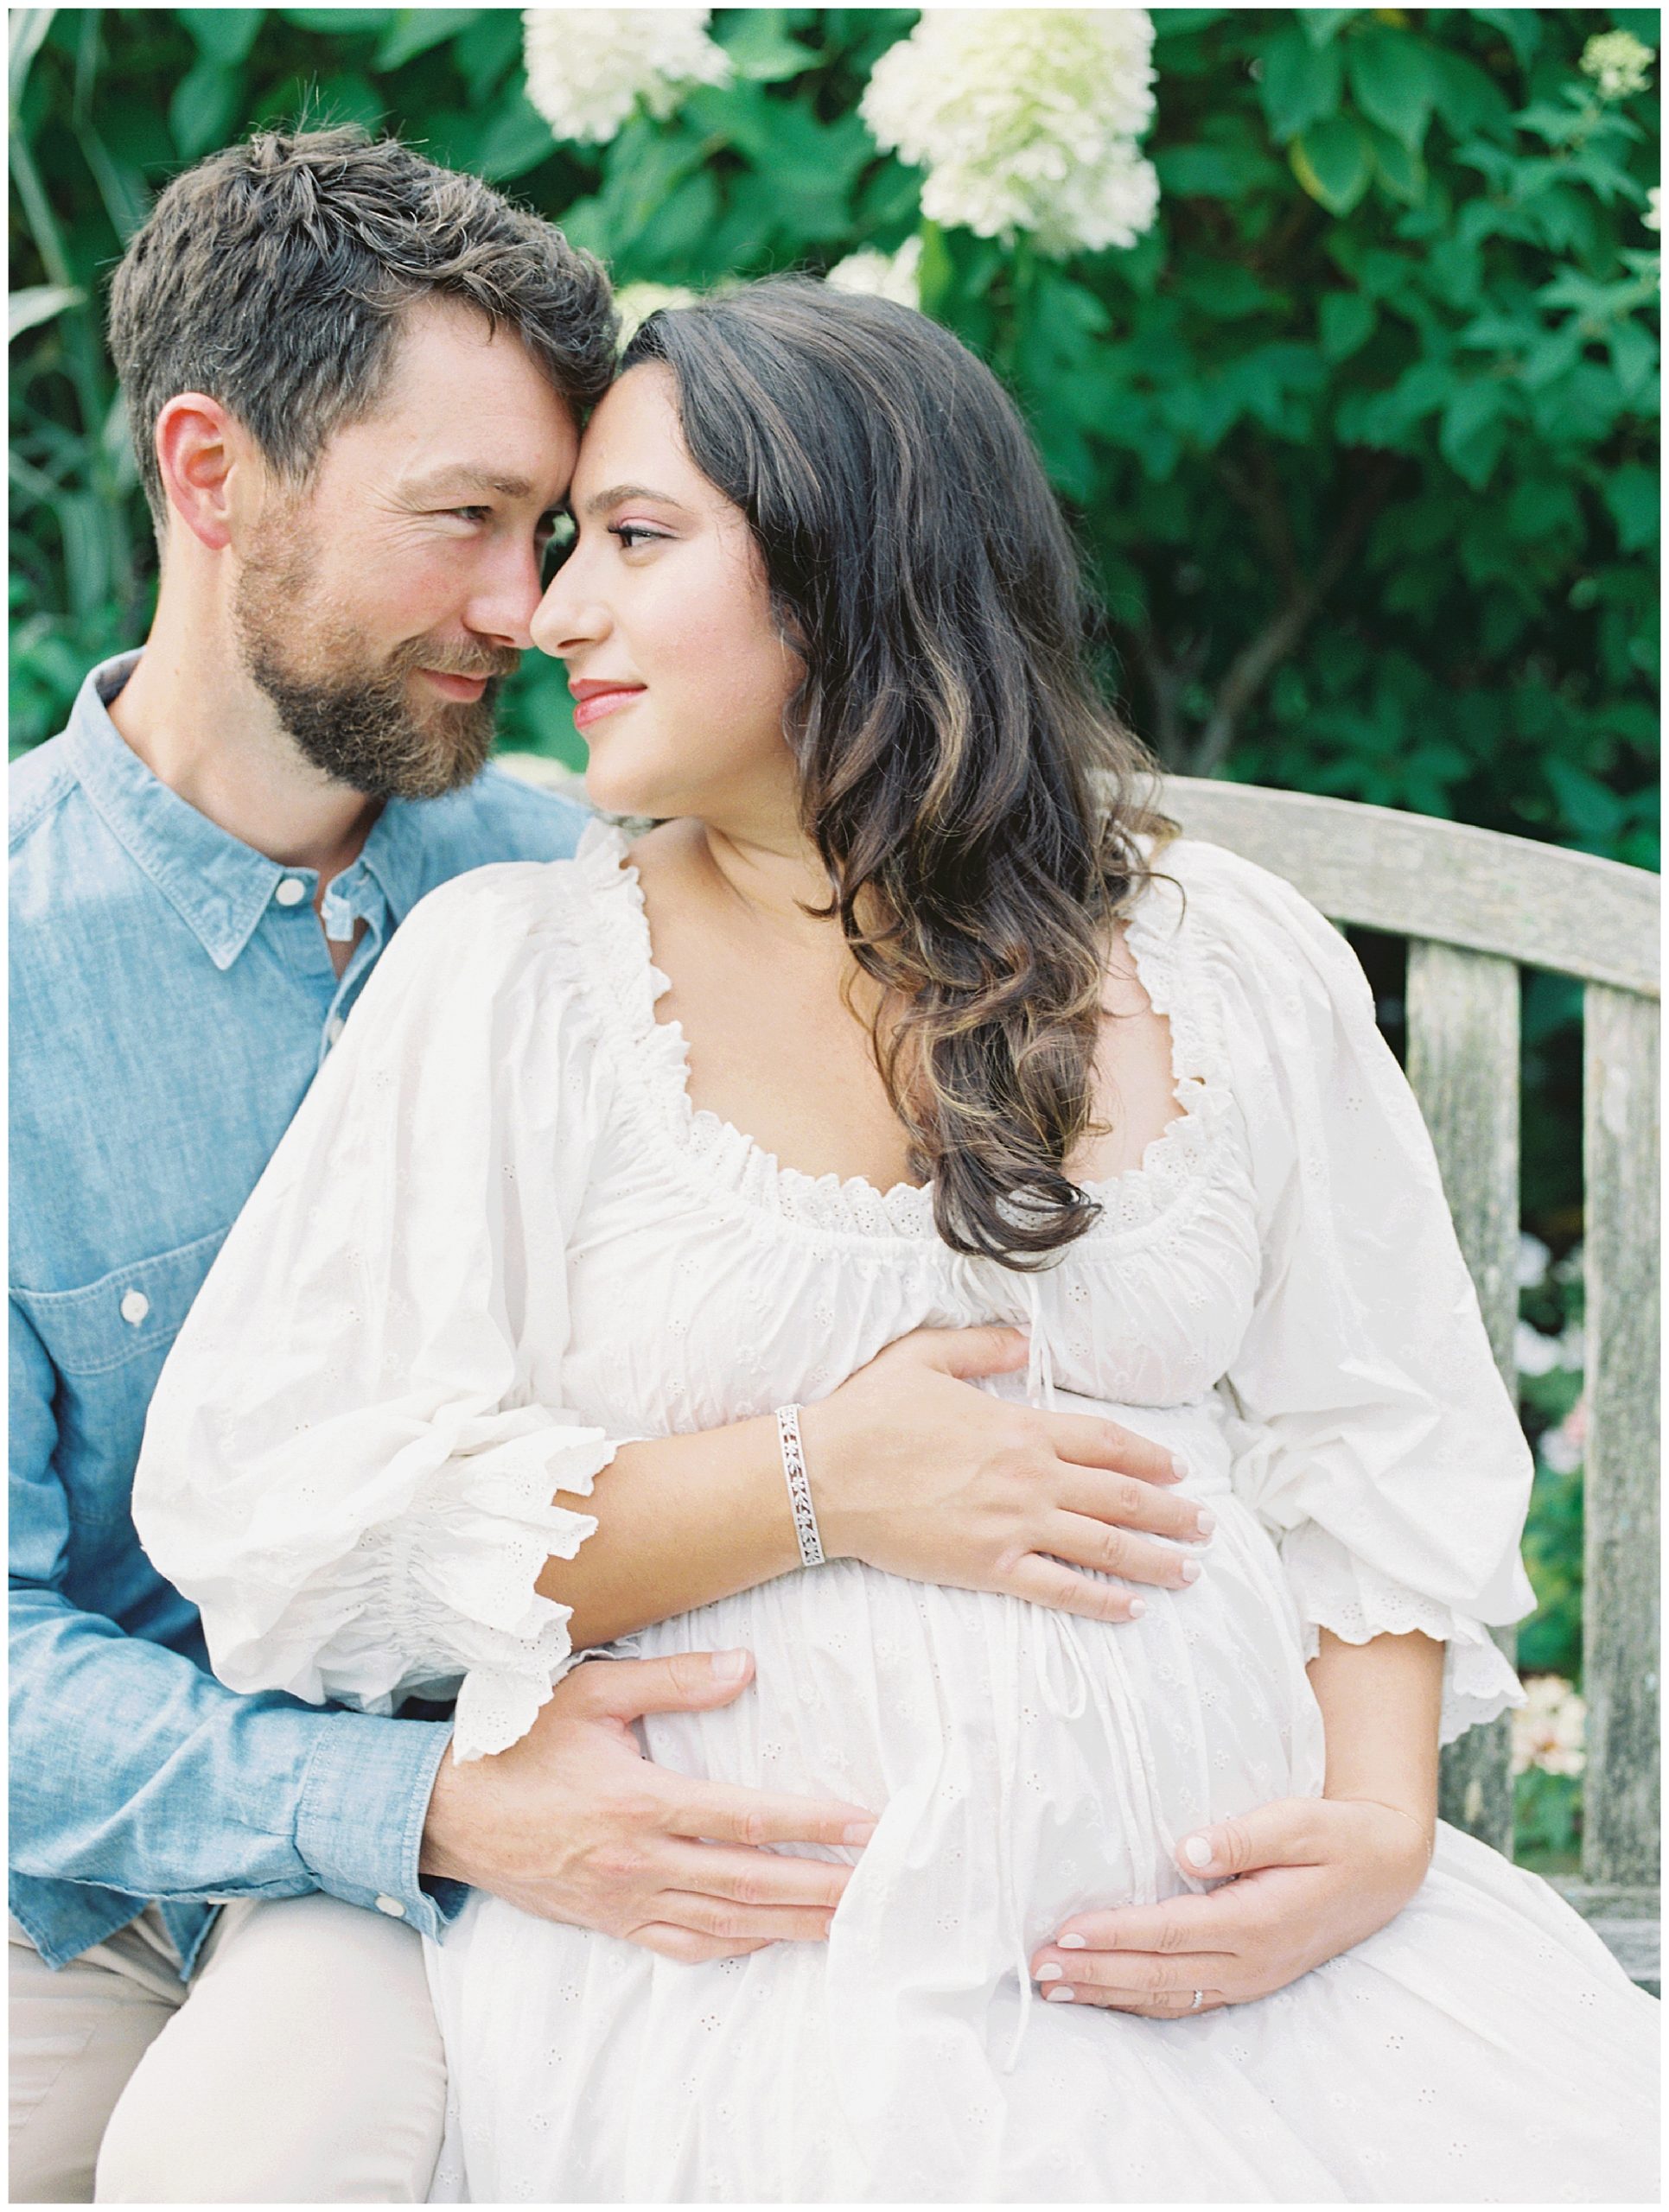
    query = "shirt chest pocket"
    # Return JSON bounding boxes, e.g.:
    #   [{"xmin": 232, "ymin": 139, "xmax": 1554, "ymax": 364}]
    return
[{"xmin": 16, "ymin": 1227, "xmax": 231, "ymax": 1382}]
